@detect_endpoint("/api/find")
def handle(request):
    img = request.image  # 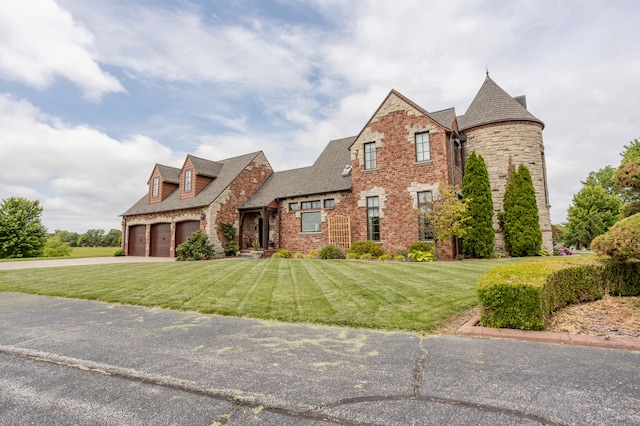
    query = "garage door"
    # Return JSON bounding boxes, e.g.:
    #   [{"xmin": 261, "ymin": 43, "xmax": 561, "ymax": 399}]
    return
[
  {"xmin": 176, "ymin": 221, "xmax": 200, "ymax": 247},
  {"xmin": 151, "ymin": 223, "xmax": 171, "ymax": 257},
  {"xmin": 128, "ymin": 225, "xmax": 146, "ymax": 257}
]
